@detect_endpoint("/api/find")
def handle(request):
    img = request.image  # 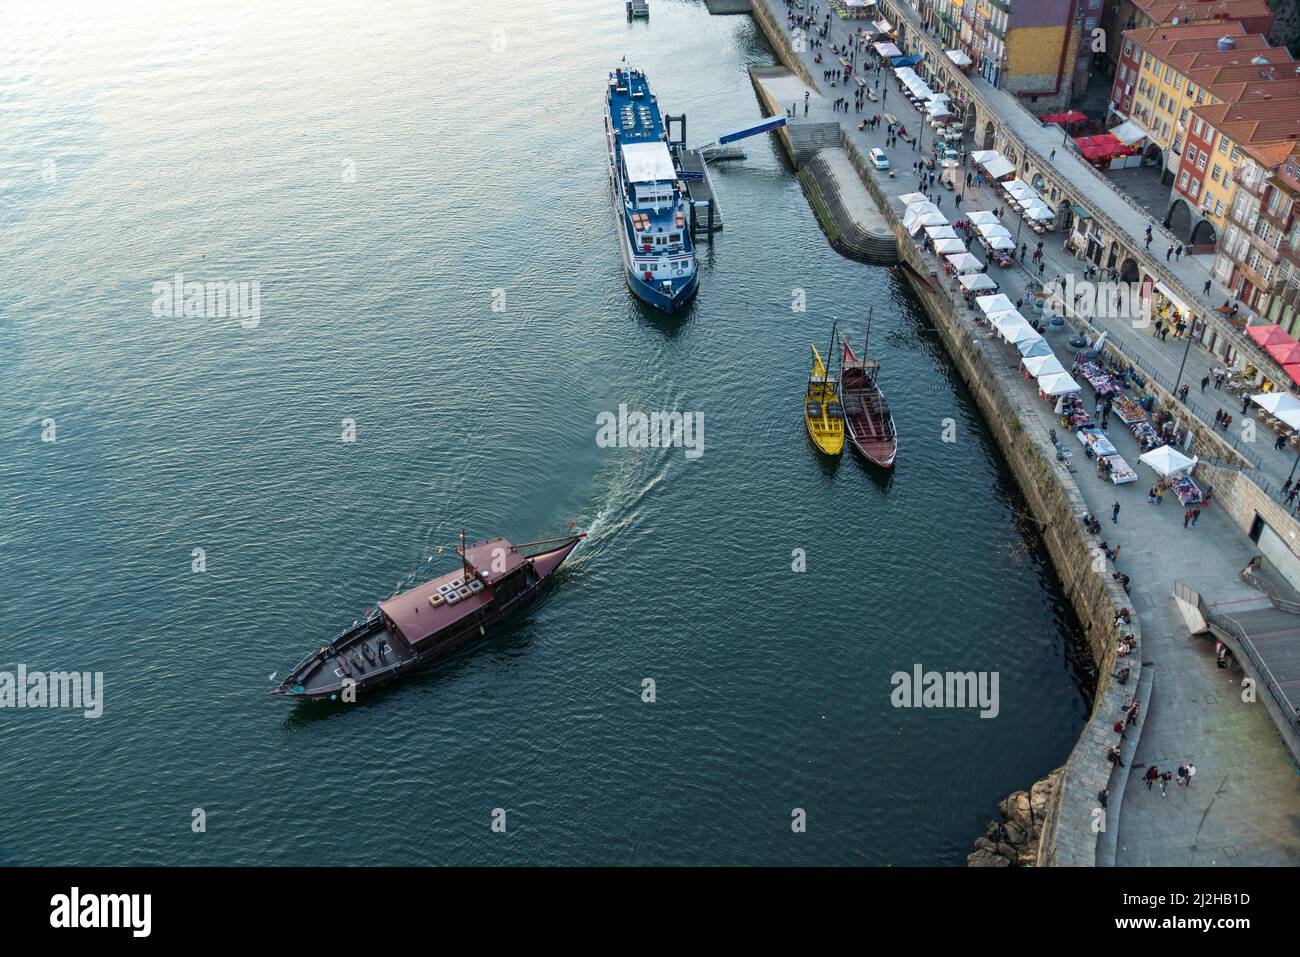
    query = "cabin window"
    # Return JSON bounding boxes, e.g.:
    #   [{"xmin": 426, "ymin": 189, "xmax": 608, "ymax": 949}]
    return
[{"xmin": 668, "ymin": 233, "xmax": 680, "ymax": 243}]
